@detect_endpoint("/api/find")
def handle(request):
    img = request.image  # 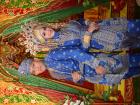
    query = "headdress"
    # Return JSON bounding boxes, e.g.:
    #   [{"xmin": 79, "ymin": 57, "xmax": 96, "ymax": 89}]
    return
[
  {"xmin": 20, "ymin": 21, "xmax": 67, "ymax": 55},
  {"xmin": 20, "ymin": 21, "xmax": 43, "ymax": 55},
  {"xmin": 18, "ymin": 58, "xmax": 33, "ymax": 76}
]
